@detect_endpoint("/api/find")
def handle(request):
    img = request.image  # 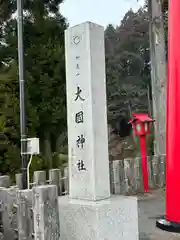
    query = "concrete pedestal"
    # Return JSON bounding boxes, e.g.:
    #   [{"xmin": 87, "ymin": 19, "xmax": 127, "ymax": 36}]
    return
[{"xmin": 58, "ymin": 195, "xmax": 139, "ymax": 240}]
